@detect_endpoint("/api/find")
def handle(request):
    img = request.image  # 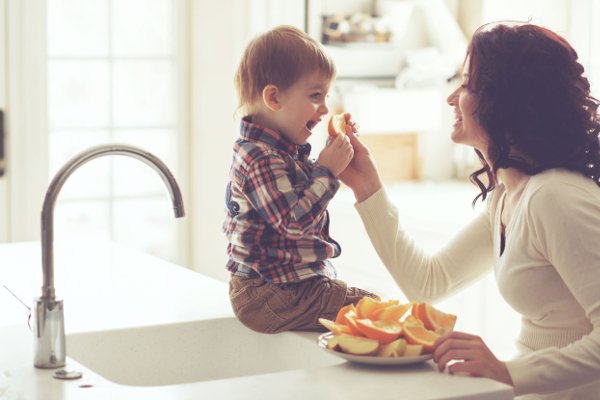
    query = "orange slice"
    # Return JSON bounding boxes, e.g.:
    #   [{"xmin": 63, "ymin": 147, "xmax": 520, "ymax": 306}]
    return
[
  {"xmin": 355, "ymin": 319, "xmax": 403, "ymax": 344},
  {"xmin": 411, "ymin": 302, "xmax": 457, "ymax": 333},
  {"xmin": 342, "ymin": 310, "xmax": 364, "ymax": 336},
  {"xmin": 335, "ymin": 304, "xmax": 355, "ymax": 325},
  {"xmin": 355, "ymin": 297, "xmax": 388, "ymax": 320},
  {"xmin": 402, "ymin": 322, "xmax": 440, "ymax": 352},
  {"xmin": 318, "ymin": 318, "xmax": 352, "ymax": 335},
  {"xmin": 403, "ymin": 314, "xmax": 425, "ymax": 328},
  {"xmin": 377, "ymin": 303, "xmax": 413, "ymax": 322},
  {"xmin": 411, "ymin": 302, "xmax": 425, "ymax": 319},
  {"xmin": 424, "ymin": 303, "xmax": 457, "ymax": 333},
  {"xmin": 328, "ymin": 113, "xmax": 347, "ymax": 137}
]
